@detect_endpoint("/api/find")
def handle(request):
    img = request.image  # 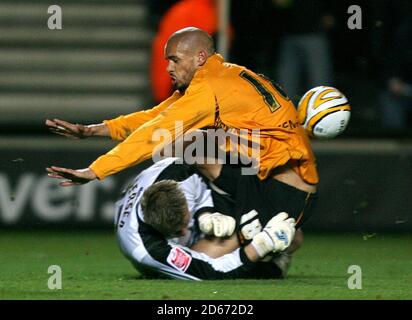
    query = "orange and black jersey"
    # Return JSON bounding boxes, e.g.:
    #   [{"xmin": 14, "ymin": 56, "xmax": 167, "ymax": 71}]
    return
[{"xmin": 90, "ymin": 54, "xmax": 318, "ymax": 184}]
